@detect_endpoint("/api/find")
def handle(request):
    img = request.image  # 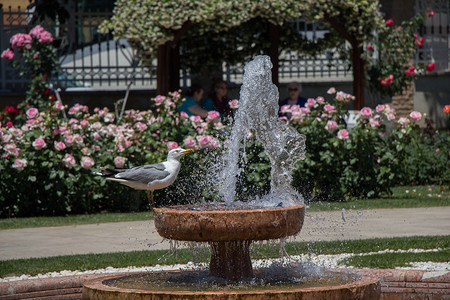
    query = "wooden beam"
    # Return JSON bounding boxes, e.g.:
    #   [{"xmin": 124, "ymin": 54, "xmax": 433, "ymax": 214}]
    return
[
  {"xmin": 324, "ymin": 13, "xmax": 365, "ymax": 109},
  {"xmin": 268, "ymin": 22, "xmax": 280, "ymax": 88}
]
